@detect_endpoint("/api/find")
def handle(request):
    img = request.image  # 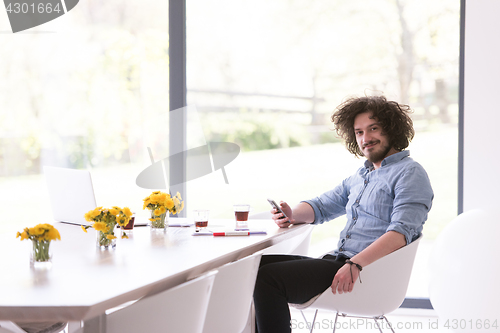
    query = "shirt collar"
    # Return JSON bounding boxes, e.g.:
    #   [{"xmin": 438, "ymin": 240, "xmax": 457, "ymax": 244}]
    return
[{"xmin": 363, "ymin": 150, "xmax": 410, "ymax": 171}]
